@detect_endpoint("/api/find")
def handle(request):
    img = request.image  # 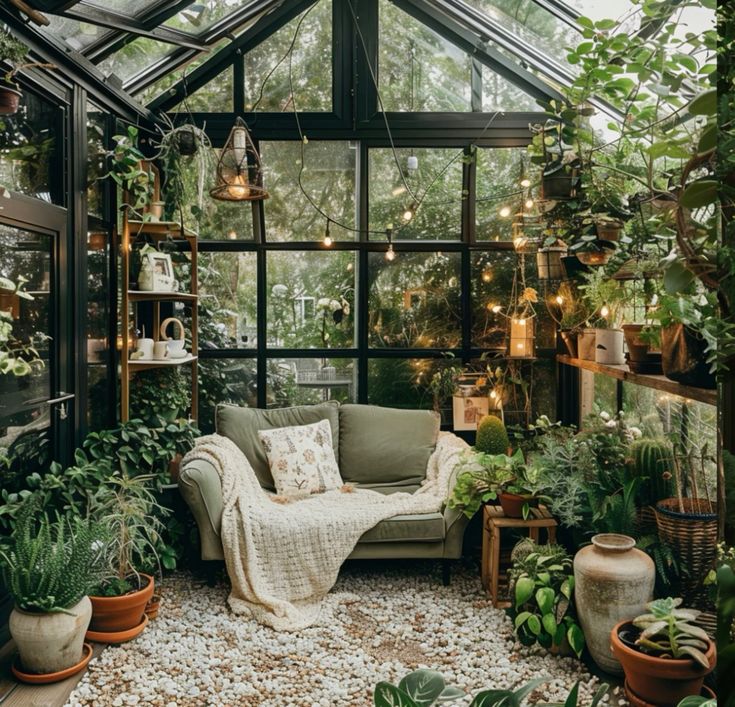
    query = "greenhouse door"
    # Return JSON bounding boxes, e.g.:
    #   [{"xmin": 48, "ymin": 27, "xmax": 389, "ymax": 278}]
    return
[{"xmin": 0, "ymin": 193, "xmax": 73, "ymax": 482}]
